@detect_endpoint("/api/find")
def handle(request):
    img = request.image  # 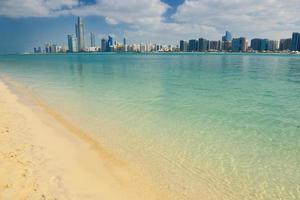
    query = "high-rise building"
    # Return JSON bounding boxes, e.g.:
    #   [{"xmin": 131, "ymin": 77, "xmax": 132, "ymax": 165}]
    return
[
  {"xmin": 267, "ymin": 40, "xmax": 278, "ymax": 51},
  {"xmin": 279, "ymin": 38, "xmax": 292, "ymax": 51},
  {"xmin": 222, "ymin": 41, "xmax": 231, "ymax": 51},
  {"xmin": 75, "ymin": 17, "xmax": 85, "ymax": 51},
  {"xmin": 45, "ymin": 43, "xmax": 51, "ymax": 53},
  {"xmin": 101, "ymin": 38, "xmax": 107, "ymax": 52},
  {"xmin": 107, "ymin": 35, "xmax": 114, "ymax": 52},
  {"xmin": 251, "ymin": 38, "xmax": 261, "ymax": 51},
  {"xmin": 260, "ymin": 39, "xmax": 269, "ymax": 51},
  {"xmin": 33, "ymin": 47, "xmax": 42, "ymax": 53},
  {"xmin": 179, "ymin": 40, "xmax": 188, "ymax": 52},
  {"xmin": 188, "ymin": 39, "xmax": 198, "ymax": 52},
  {"xmin": 50, "ymin": 44, "xmax": 60, "ymax": 53},
  {"xmin": 209, "ymin": 41, "xmax": 221, "ymax": 51},
  {"xmin": 232, "ymin": 37, "xmax": 247, "ymax": 52},
  {"xmin": 67, "ymin": 34, "xmax": 77, "ymax": 52},
  {"xmin": 222, "ymin": 31, "xmax": 232, "ymax": 42},
  {"xmin": 123, "ymin": 37, "xmax": 127, "ymax": 52},
  {"xmin": 251, "ymin": 38, "xmax": 271, "ymax": 51},
  {"xmin": 90, "ymin": 32, "xmax": 95, "ymax": 47},
  {"xmin": 198, "ymin": 38, "xmax": 209, "ymax": 51},
  {"xmin": 291, "ymin": 32, "xmax": 300, "ymax": 51}
]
